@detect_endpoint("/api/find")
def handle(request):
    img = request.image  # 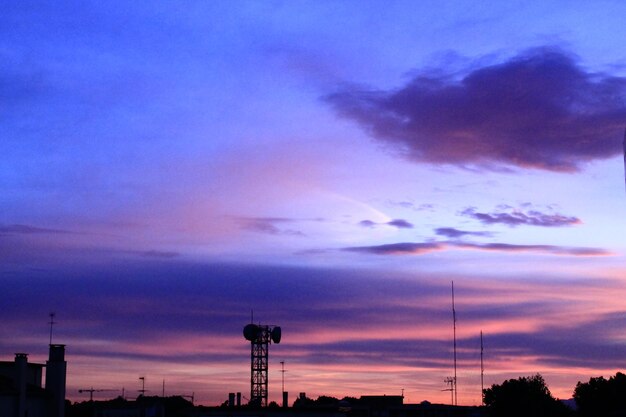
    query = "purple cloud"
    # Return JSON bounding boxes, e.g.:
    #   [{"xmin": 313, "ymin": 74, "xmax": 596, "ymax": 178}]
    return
[
  {"xmin": 386, "ymin": 201, "xmax": 416, "ymax": 209},
  {"xmin": 386, "ymin": 201, "xmax": 435, "ymax": 212},
  {"xmin": 3, "ymin": 256, "xmax": 625, "ymax": 403},
  {"xmin": 237, "ymin": 217, "xmax": 305, "ymax": 236},
  {"xmin": 454, "ymin": 242, "xmax": 609, "ymax": 256},
  {"xmin": 0, "ymin": 224, "xmax": 71, "ymax": 235},
  {"xmin": 386, "ymin": 219, "xmax": 414, "ymax": 229},
  {"xmin": 461, "ymin": 207, "xmax": 581, "ymax": 227},
  {"xmin": 483, "ymin": 313, "xmax": 626, "ymax": 369},
  {"xmin": 358, "ymin": 220, "xmax": 377, "ymax": 228},
  {"xmin": 344, "ymin": 242, "xmax": 444, "ymax": 255},
  {"xmin": 137, "ymin": 250, "xmax": 180, "ymax": 259},
  {"xmin": 344, "ymin": 241, "xmax": 609, "ymax": 256},
  {"xmin": 325, "ymin": 48, "xmax": 626, "ymax": 171},
  {"xmin": 358, "ymin": 219, "xmax": 414, "ymax": 229},
  {"xmin": 434, "ymin": 227, "xmax": 493, "ymax": 238}
]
